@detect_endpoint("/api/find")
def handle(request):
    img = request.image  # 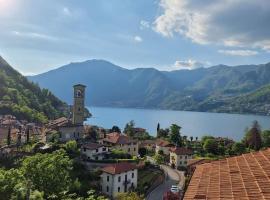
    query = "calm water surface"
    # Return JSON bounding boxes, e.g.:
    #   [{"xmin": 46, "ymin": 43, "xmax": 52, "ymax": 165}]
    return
[{"xmin": 86, "ymin": 106, "xmax": 270, "ymax": 141}]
